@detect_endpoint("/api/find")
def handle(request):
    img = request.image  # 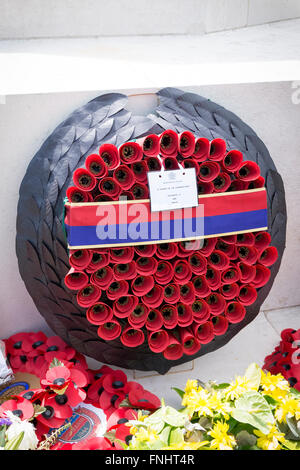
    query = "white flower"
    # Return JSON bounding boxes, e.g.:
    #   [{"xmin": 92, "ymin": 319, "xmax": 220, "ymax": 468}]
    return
[{"xmin": 5, "ymin": 411, "xmax": 38, "ymax": 450}]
